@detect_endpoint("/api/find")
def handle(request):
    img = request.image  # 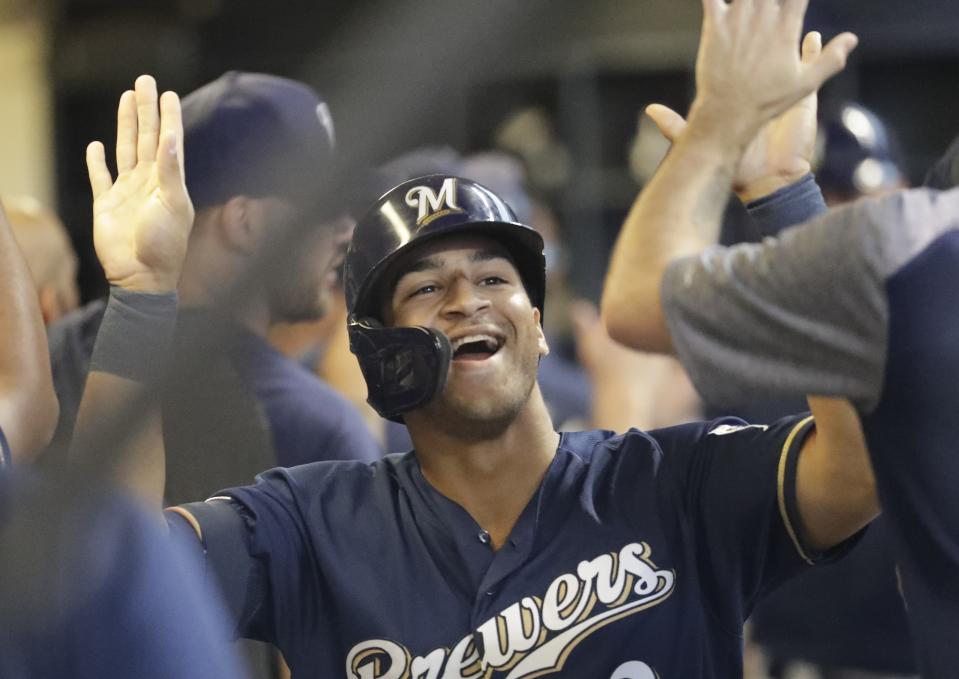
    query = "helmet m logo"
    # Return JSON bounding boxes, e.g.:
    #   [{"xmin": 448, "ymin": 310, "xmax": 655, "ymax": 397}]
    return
[{"xmin": 405, "ymin": 177, "xmax": 463, "ymax": 225}]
